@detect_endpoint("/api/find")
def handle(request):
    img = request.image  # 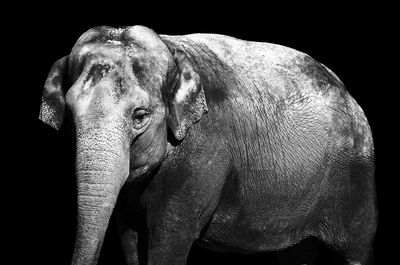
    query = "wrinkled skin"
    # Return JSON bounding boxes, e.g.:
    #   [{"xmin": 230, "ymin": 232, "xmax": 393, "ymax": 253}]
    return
[{"xmin": 39, "ymin": 25, "xmax": 377, "ymax": 265}]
